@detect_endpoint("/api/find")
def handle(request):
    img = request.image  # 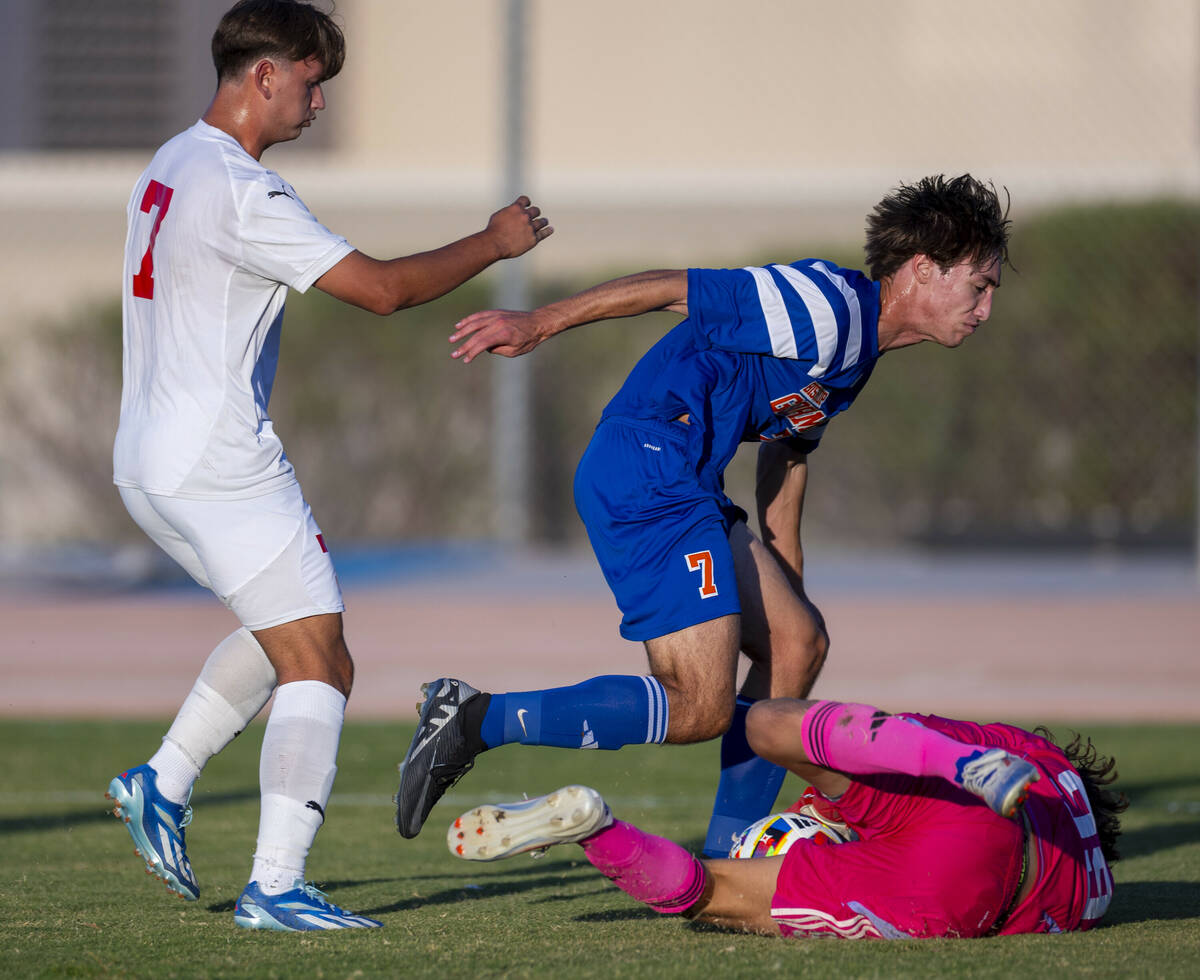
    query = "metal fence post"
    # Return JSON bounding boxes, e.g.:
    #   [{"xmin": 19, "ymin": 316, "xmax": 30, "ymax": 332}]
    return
[{"xmin": 492, "ymin": 0, "xmax": 532, "ymax": 544}]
